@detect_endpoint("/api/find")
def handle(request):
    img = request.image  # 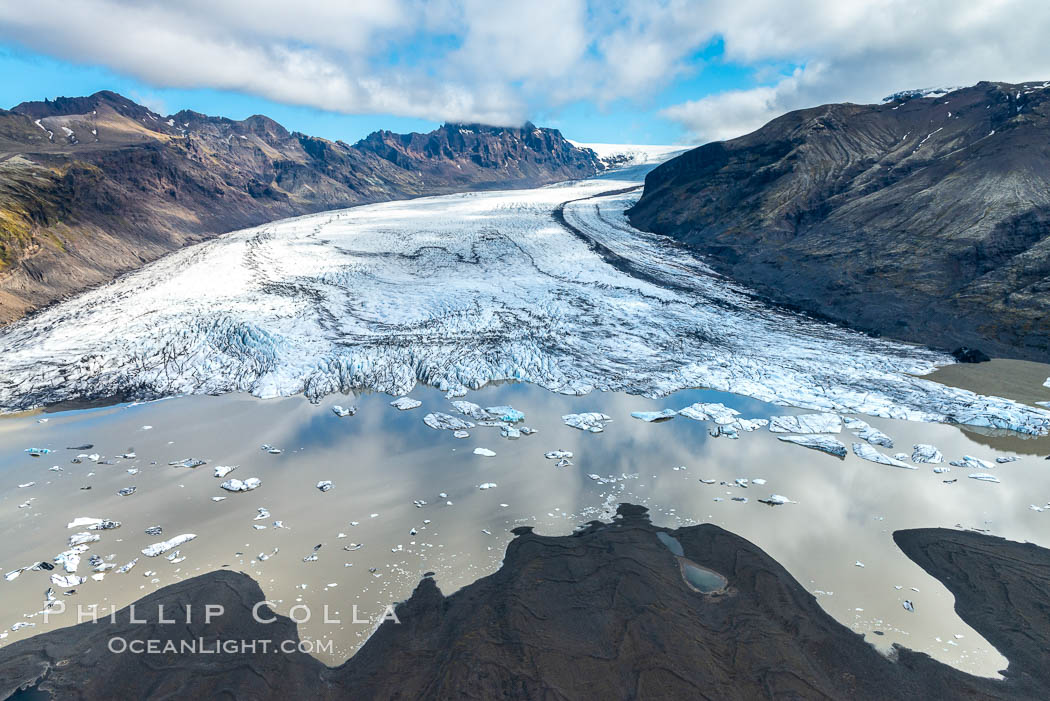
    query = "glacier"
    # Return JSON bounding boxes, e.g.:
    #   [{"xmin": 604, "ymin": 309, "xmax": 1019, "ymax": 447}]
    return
[{"xmin": 0, "ymin": 158, "xmax": 1049, "ymax": 435}]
